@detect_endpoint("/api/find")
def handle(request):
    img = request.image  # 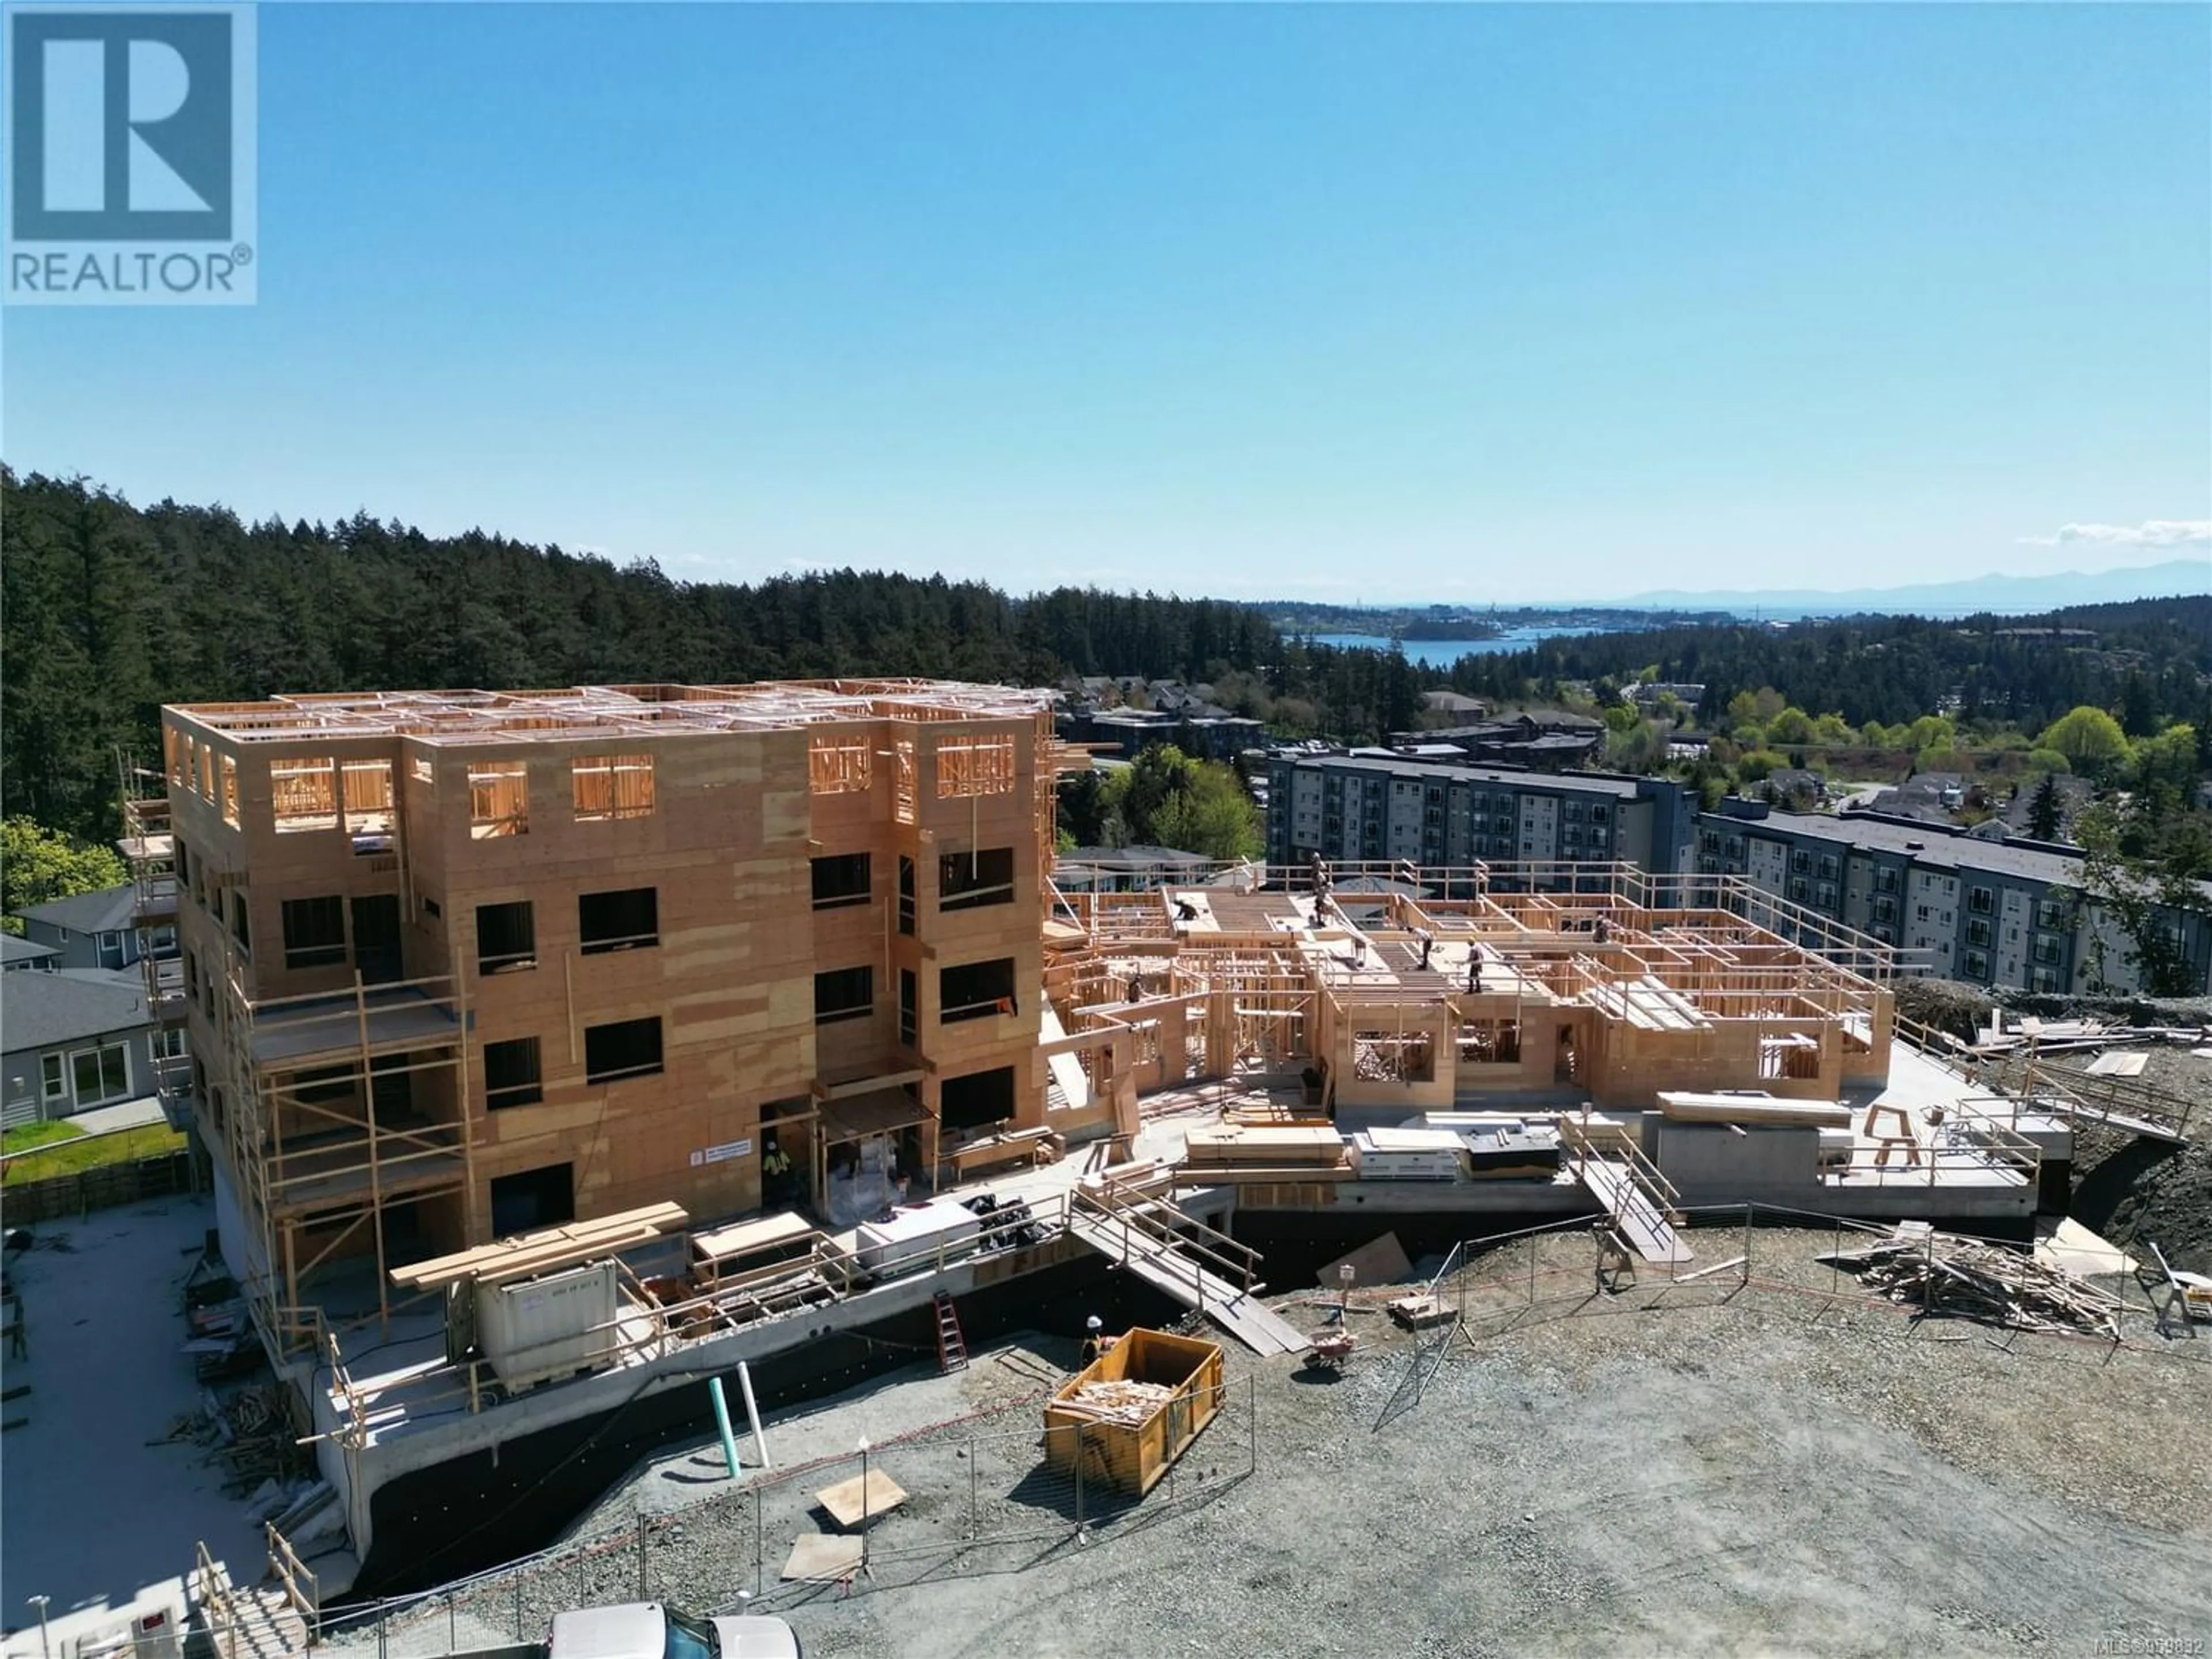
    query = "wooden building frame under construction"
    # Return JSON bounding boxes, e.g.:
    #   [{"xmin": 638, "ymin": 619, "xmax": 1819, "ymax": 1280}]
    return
[
  {"xmin": 124, "ymin": 679, "xmax": 1083, "ymax": 1350},
  {"xmin": 1040, "ymin": 858, "xmax": 1897, "ymax": 1120},
  {"xmin": 122, "ymin": 666, "xmax": 1902, "ymax": 1366}
]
